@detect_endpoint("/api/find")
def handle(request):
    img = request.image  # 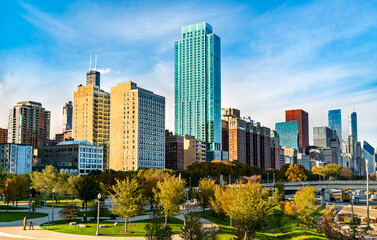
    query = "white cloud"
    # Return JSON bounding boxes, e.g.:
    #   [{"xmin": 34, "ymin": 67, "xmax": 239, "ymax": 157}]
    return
[{"xmin": 97, "ymin": 68, "xmax": 111, "ymax": 74}]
